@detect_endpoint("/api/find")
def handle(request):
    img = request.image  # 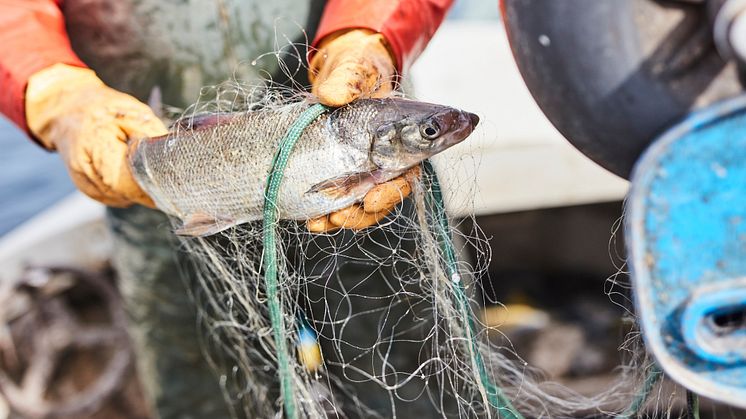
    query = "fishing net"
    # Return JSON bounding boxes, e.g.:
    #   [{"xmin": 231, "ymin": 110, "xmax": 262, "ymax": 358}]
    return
[{"xmin": 131, "ymin": 45, "xmax": 695, "ymax": 418}]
